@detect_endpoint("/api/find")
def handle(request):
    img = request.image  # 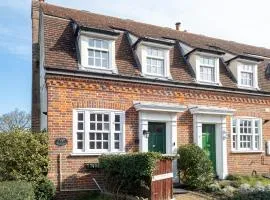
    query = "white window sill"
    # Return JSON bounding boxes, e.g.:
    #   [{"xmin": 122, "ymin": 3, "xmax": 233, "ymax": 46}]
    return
[
  {"xmin": 70, "ymin": 151, "xmax": 126, "ymax": 156},
  {"xmin": 237, "ymin": 85, "xmax": 259, "ymax": 91},
  {"xmin": 196, "ymin": 80, "xmax": 221, "ymax": 86},
  {"xmin": 142, "ymin": 73, "xmax": 173, "ymax": 81},
  {"xmin": 231, "ymin": 150, "xmax": 264, "ymax": 154},
  {"xmin": 79, "ymin": 65, "xmax": 118, "ymax": 74}
]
